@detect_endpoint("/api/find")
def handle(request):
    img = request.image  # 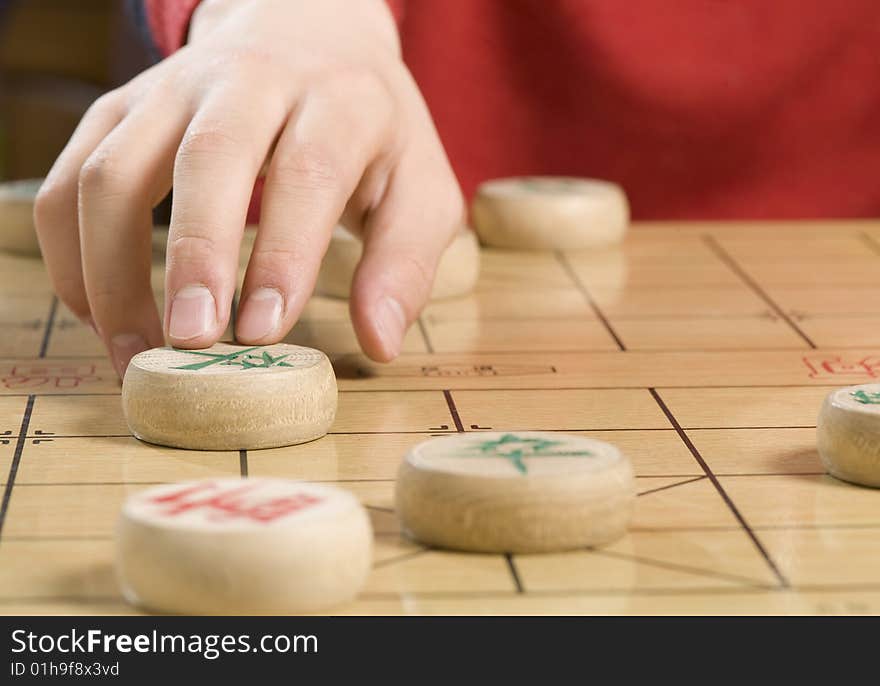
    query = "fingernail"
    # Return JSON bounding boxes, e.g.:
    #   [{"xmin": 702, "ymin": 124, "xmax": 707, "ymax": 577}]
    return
[
  {"xmin": 111, "ymin": 333, "xmax": 148, "ymax": 379},
  {"xmin": 374, "ymin": 295, "xmax": 406, "ymax": 358},
  {"xmin": 169, "ymin": 285, "xmax": 216, "ymax": 341},
  {"xmin": 236, "ymin": 287, "xmax": 283, "ymax": 341}
]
